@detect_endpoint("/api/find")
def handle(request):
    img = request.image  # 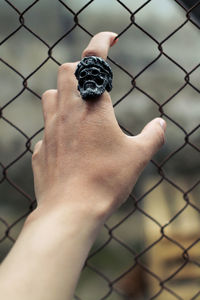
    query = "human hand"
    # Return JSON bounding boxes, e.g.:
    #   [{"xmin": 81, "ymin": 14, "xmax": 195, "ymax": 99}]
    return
[
  {"xmin": 0, "ymin": 31, "xmax": 166, "ymax": 300},
  {"xmin": 32, "ymin": 32, "xmax": 166, "ymax": 221}
]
